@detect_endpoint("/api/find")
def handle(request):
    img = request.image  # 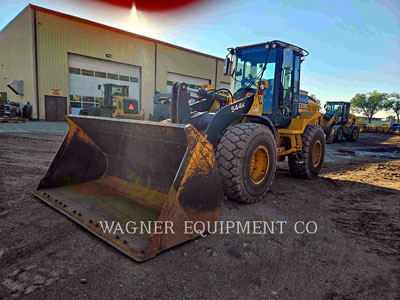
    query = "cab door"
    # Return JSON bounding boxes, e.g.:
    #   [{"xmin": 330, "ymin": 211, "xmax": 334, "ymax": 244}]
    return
[
  {"xmin": 341, "ymin": 103, "xmax": 350, "ymax": 125},
  {"xmin": 276, "ymin": 48, "xmax": 296, "ymax": 127},
  {"xmin": 292, "ymin": 55, "xmax": 301, "ymax": 117}
]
